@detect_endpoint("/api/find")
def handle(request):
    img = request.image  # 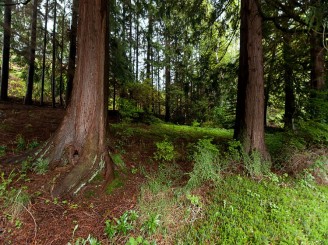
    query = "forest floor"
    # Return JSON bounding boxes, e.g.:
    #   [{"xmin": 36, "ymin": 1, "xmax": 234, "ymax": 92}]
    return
[
  {"xmin": 0, "ymin": 101, "xmax": 148, "ymax": 244},
  {"xmin": 0, "ymin": 101, "xmax": 327, "ymax": 245}
]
